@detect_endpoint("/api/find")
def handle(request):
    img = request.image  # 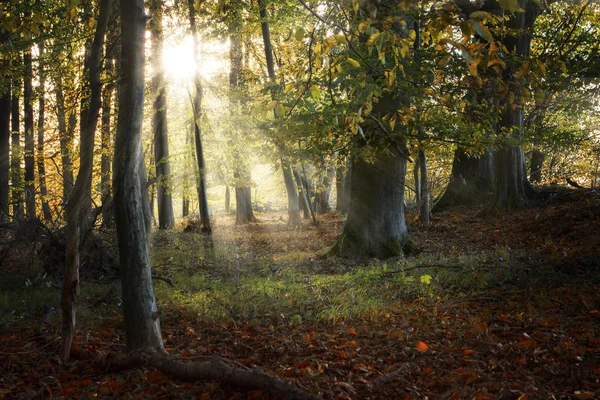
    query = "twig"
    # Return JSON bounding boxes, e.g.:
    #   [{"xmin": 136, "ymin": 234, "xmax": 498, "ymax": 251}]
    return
[
  {"xmin": 152, "ymin": 274, "xmax": 175, "ymax": 287},
  {"xmin": 384, "ymin": 264, "xmax": 462, "ymax": 275}
]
